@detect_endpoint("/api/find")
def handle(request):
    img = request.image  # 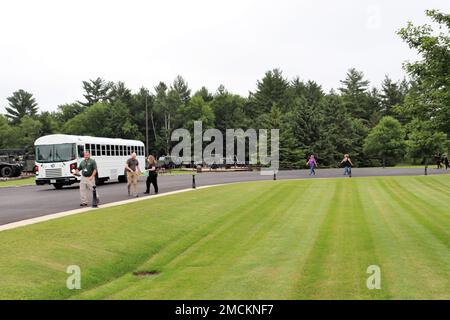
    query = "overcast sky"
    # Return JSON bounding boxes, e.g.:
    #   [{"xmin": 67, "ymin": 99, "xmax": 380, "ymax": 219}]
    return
[{"xmin": 1, "ymin": 0, "xmax": 448, "ymax": 113}]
